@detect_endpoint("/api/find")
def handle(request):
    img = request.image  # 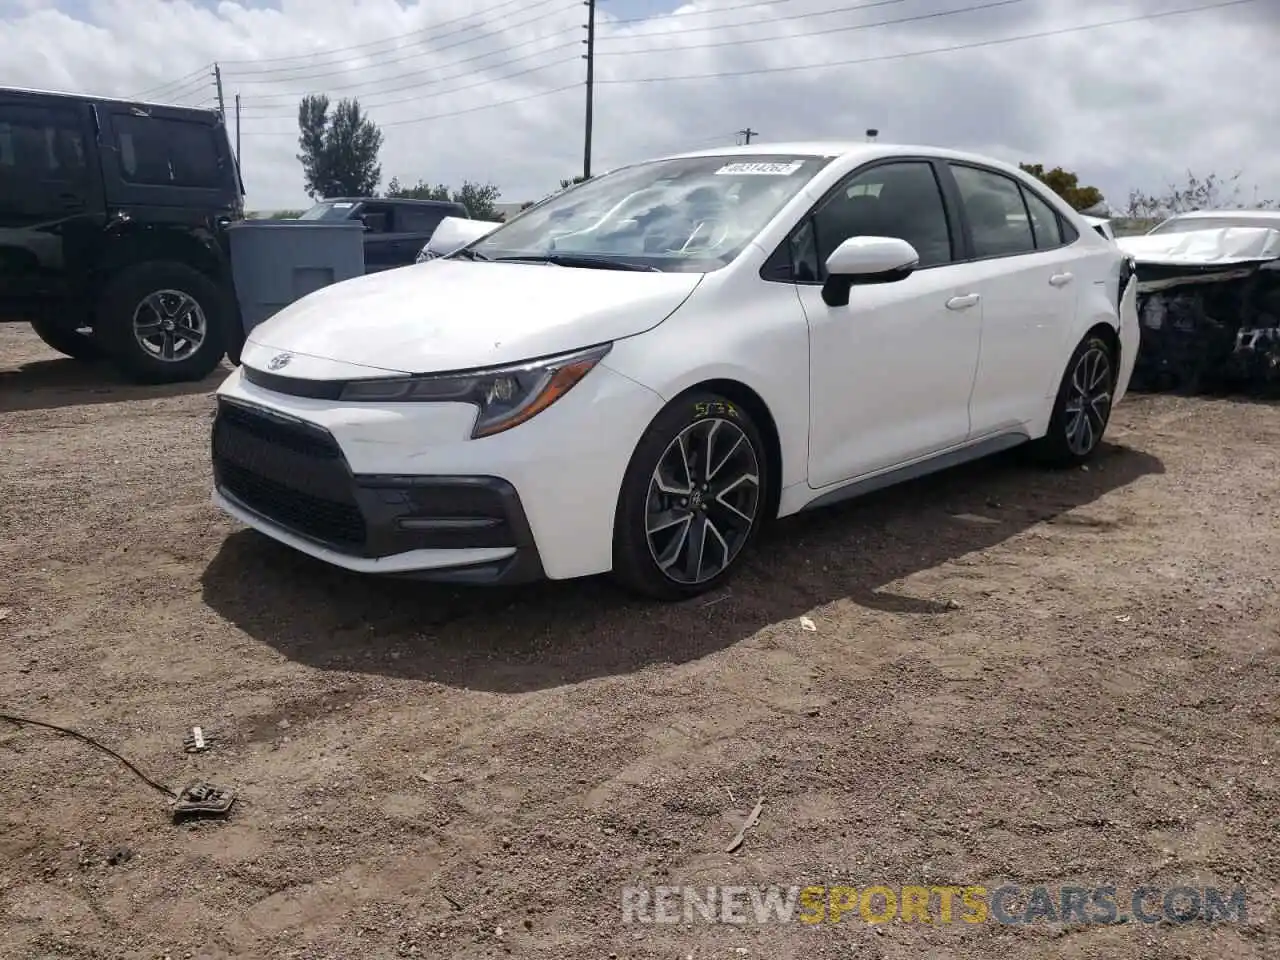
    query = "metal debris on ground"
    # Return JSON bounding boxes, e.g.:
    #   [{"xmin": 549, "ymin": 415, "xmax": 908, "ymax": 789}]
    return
[
  {"xmin": 799, "ymin": 616, "xmax": 817, "ymax": 632},
  {"xmin": 725, "ymin": 795, "xmax": 765, "ymax": 853},
  {"xmin": 172, "ymin": 782, "xmax": 236, "ymax": 820},
  {"xmin": 182, "ymin": 726, "xmax": 212, "ymax": 753}
]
